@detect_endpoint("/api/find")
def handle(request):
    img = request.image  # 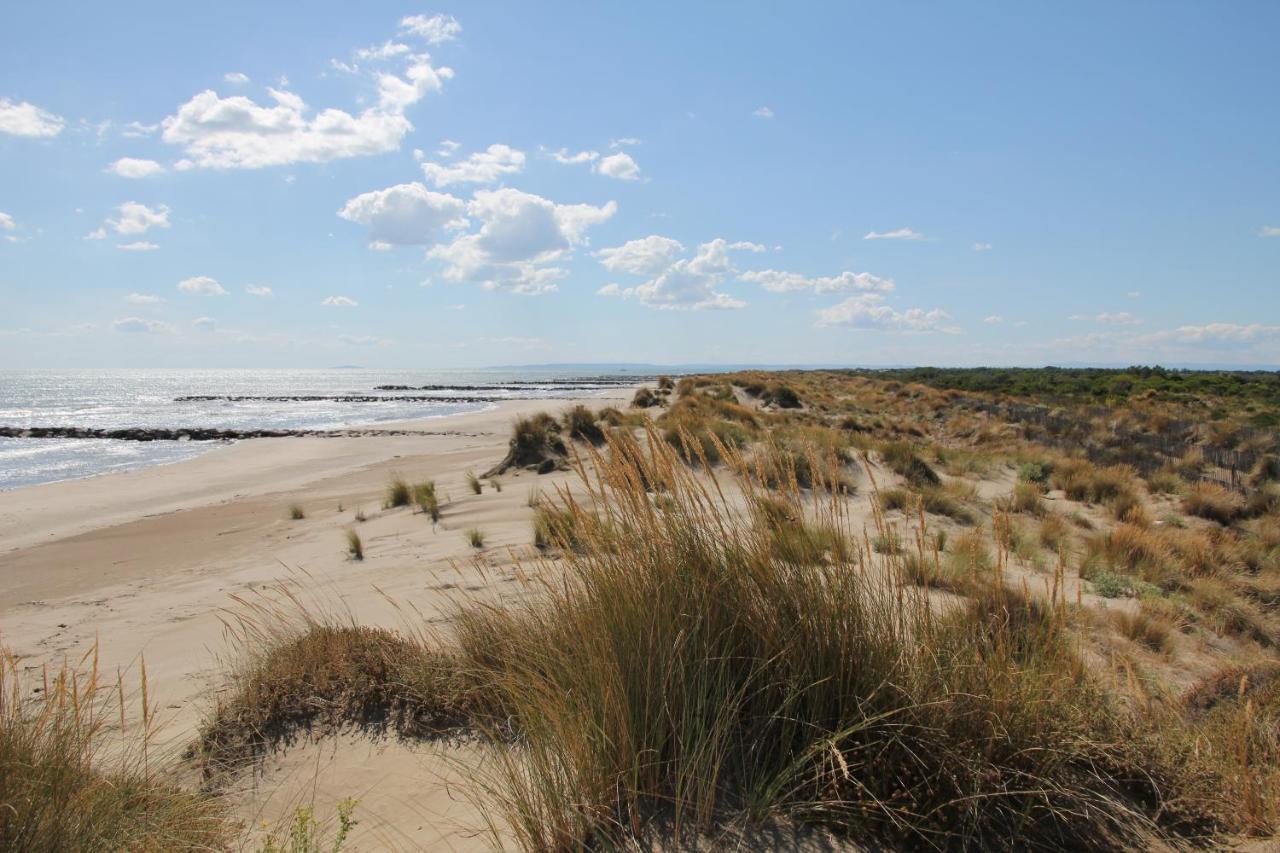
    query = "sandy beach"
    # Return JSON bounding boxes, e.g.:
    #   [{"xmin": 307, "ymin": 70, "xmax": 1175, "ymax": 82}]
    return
[{"xmin": 0, "ymin": 389, "xmax": 634, "ymax": 850}]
